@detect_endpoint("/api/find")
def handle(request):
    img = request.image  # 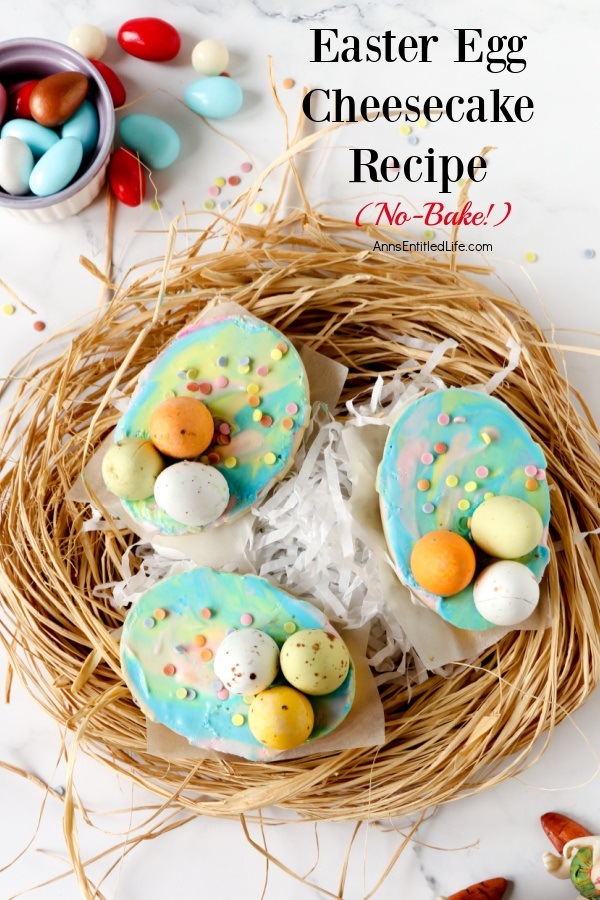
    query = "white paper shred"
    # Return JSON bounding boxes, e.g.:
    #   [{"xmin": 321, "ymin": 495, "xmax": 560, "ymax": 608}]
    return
[{"xmin": 90, "ymin": 335, "xmax": 531, "ymax": 686}]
